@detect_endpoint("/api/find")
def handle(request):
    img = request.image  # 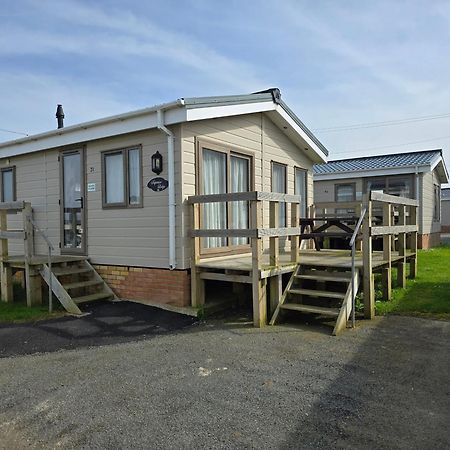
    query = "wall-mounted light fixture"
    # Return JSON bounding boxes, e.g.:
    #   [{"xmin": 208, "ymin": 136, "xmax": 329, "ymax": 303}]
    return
[{"xmin": 151, "ymin": 151, "xmax": 163, "ymax": 175}]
